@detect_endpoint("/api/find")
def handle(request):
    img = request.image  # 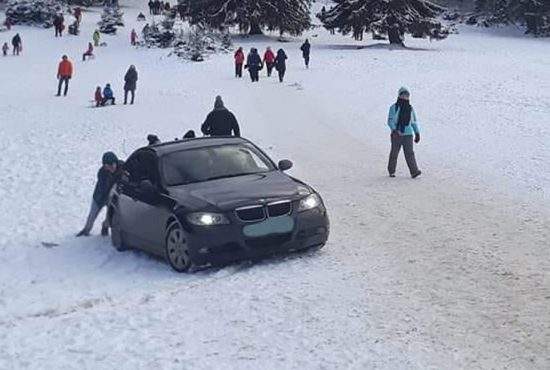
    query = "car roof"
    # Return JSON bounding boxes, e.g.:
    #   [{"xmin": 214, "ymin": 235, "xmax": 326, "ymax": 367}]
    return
[{"xmin": 143, "ymin": 136, "xmax": 252, "ymax": 156}]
